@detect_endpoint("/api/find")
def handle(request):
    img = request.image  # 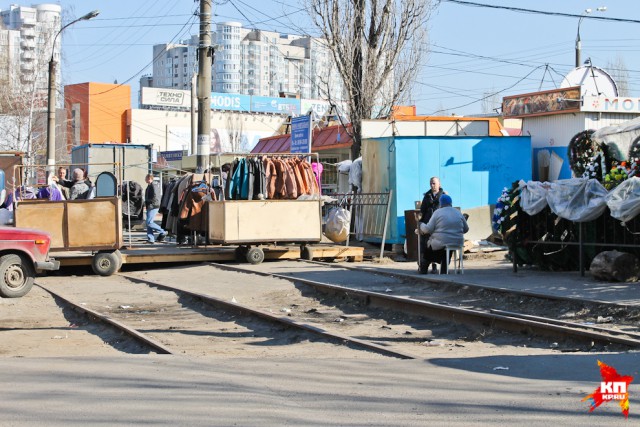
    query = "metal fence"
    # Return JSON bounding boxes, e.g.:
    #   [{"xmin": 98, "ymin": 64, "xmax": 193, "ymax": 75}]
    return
[
  {"xmin": 322, "ymin": 191, "xmax": 393, "ymax": 259},
  {"xmin": 510, "ymin": 206, "xmax": 640, "ymax": 275}
]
